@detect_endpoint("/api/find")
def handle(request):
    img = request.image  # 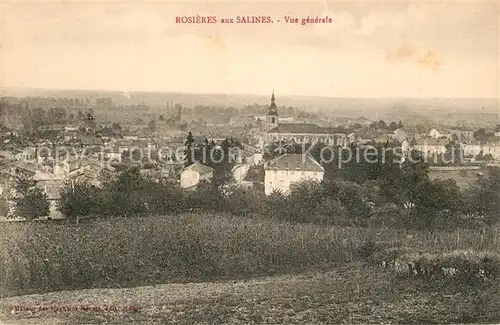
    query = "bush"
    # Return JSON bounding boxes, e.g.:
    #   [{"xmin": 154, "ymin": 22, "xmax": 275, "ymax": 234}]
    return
[{"xmin": 391, "ymin": 250, "xmax": 500, "ymax": 284}]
